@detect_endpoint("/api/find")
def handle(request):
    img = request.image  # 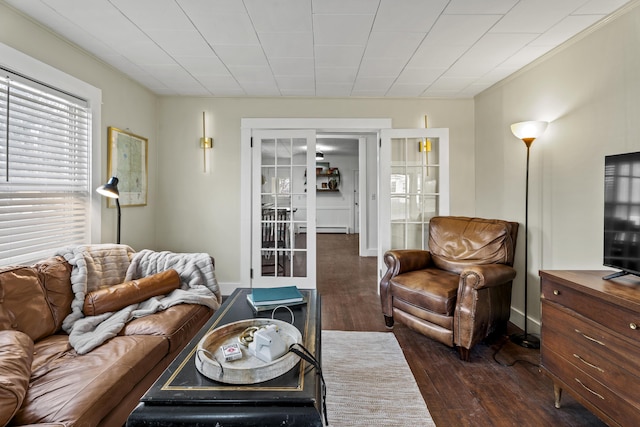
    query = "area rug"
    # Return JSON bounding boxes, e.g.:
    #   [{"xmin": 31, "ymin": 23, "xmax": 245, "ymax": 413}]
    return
[{"xmin": 322, "ymin": 330, "xmax": 435, "ymax": 427}]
